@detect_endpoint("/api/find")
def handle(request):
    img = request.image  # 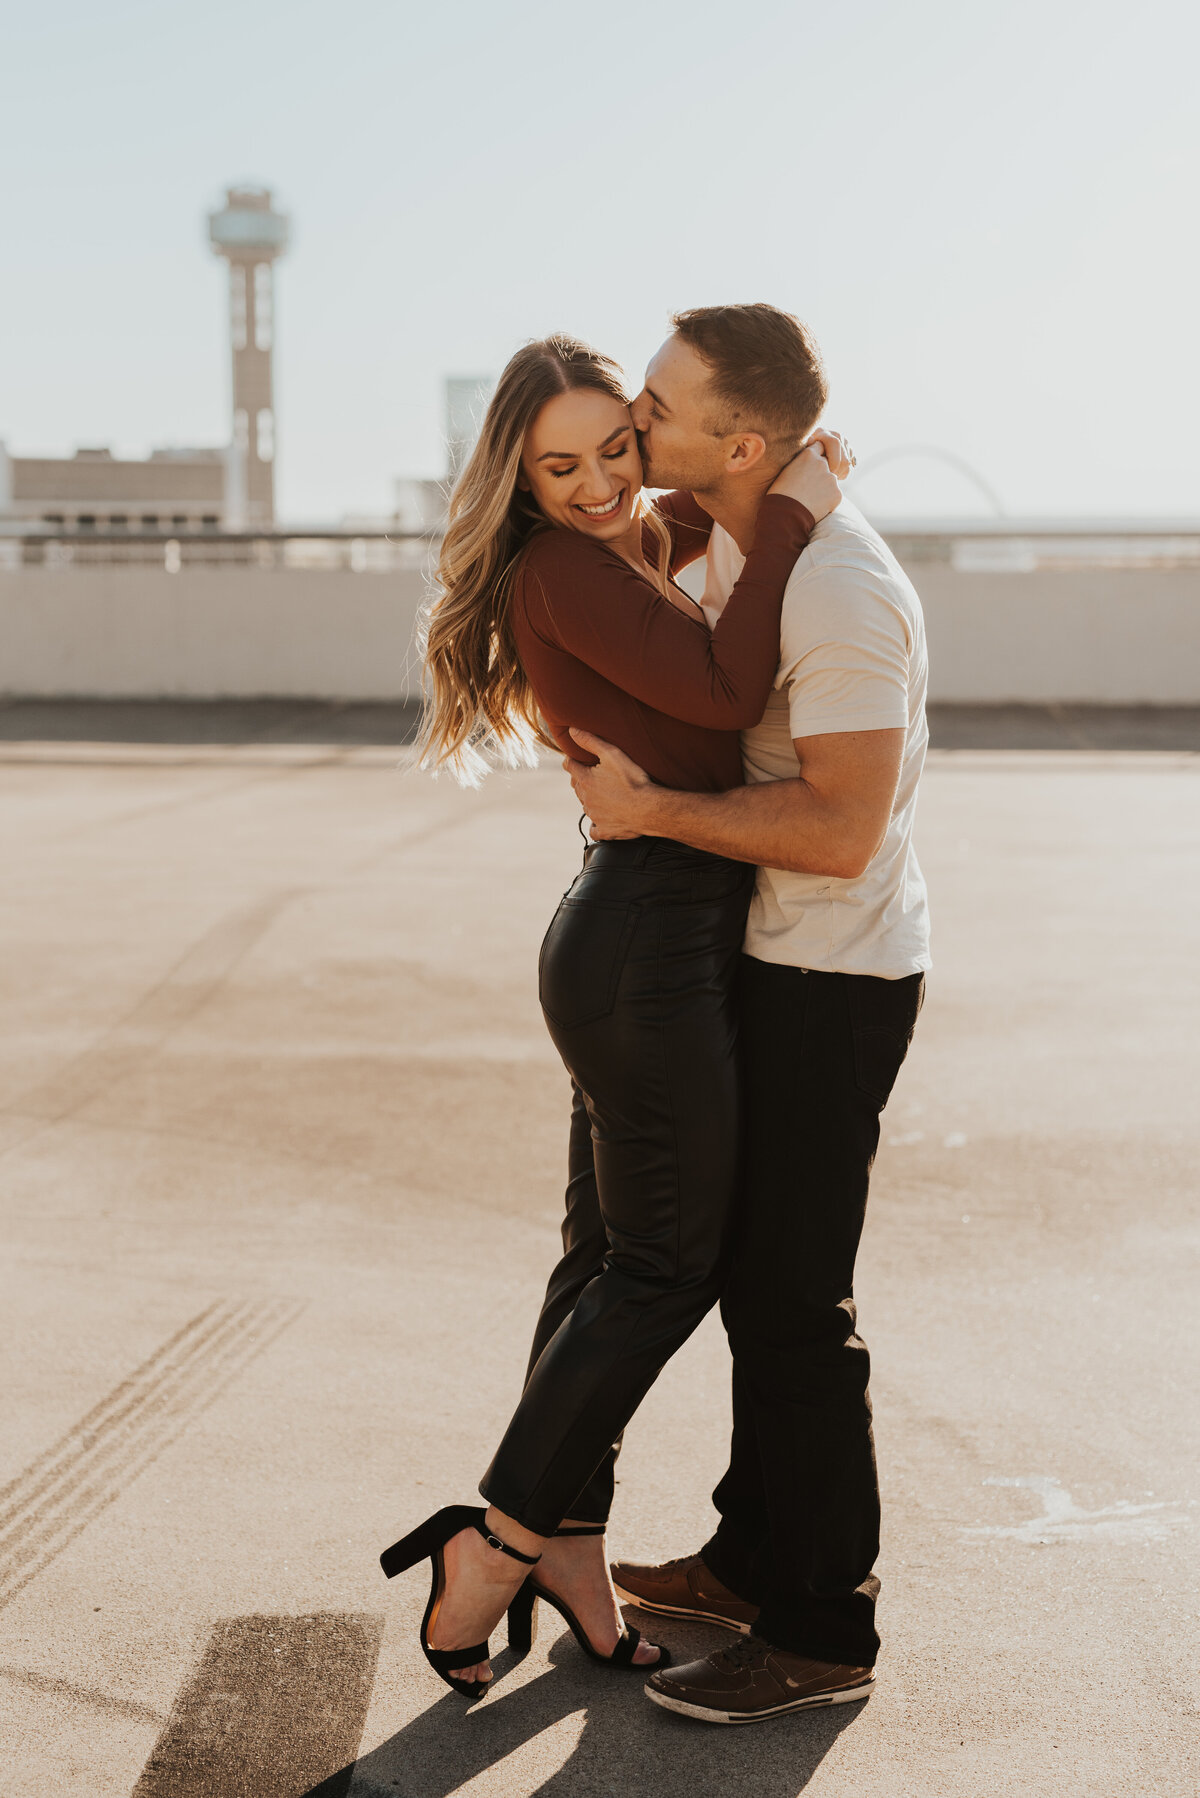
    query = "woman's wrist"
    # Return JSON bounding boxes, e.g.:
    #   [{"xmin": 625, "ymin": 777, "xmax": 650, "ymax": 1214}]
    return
[{"xmin": 759, "ymin": 492, "xmax": 817, "ymax": 535}]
